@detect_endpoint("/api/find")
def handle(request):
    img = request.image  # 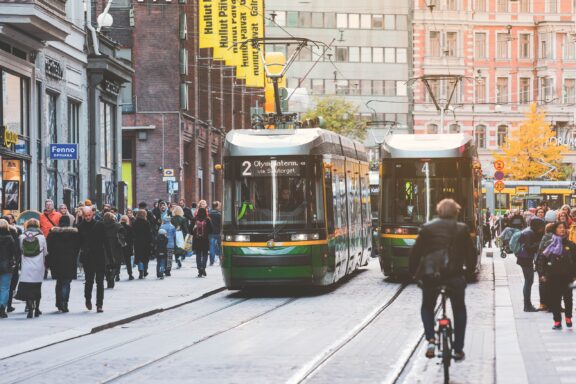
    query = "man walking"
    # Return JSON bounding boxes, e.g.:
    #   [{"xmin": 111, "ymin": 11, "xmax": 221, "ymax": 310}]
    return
[
  {"xmin": 209, "ymin": 201, "xmax": 222, "ymax": 266},
  {"xmin": 40, "ymin": 199, "xmax": 61, "ymax": 238}
]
